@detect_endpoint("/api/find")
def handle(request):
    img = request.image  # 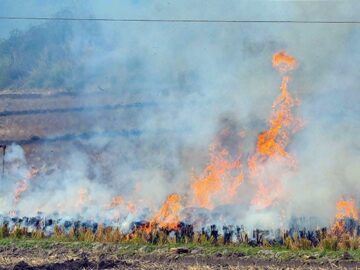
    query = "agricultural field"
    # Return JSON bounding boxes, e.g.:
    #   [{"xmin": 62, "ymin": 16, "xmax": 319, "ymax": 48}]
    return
[
  {"xmin": 1, "ymin": 223, "xmax": 360, "ymax": 270},
  {"xmin": 0, "ymin": 238, "xmax": 360, "ymax": 270},
  {"xmin": 1, "ymin": 2, "xmax": 360, "ymax": 270}
]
